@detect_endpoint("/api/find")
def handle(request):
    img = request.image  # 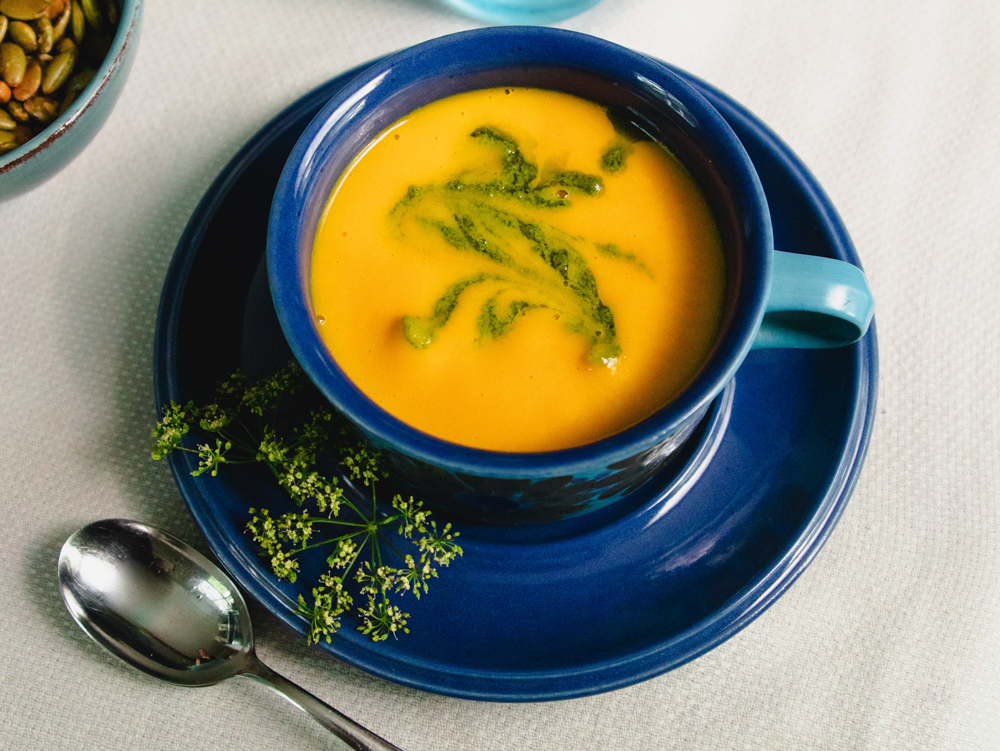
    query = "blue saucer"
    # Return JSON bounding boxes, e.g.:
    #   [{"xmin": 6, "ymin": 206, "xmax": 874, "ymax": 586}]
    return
[{"xmin": 154, "ymin": 59, "xmax": 878, "ymax": 702}]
